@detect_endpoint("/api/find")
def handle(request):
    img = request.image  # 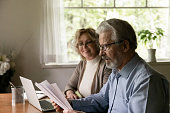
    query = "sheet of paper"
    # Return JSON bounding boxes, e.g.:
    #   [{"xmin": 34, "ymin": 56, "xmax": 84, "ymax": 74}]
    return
[
  {"xmin": 35, "ymin": 80, "xmax": 72, "ymax": 110},
  {"xmin": 51, "ymin": 83, "xmax": 71, "ymax": 108},
  {"xmin": 39, "ymin": 81, "xmax": 67, "ymax": 109}
]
